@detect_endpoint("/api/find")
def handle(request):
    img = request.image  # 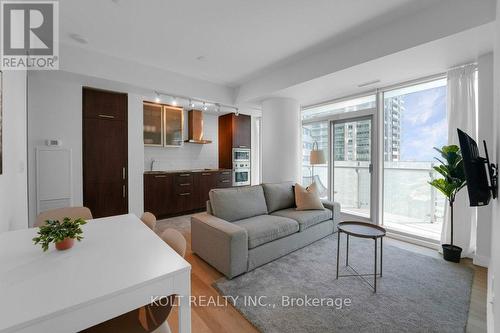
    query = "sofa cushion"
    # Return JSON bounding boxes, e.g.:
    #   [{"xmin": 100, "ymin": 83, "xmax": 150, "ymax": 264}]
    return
[
  {"xmin": 233, "ymin": 215, "xmax": 299, "ymax": 249},
  {"xmin": 271, "ymin": 208, "xmax": 332, "ymax": 231},
  {"xmin": 262, "ymin": 182, "xmax": 296, "ymax": 213},
  {"xmin": 209, "ymin": 186, "xmax": 268, "ymax": 222}
]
